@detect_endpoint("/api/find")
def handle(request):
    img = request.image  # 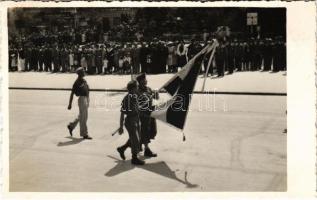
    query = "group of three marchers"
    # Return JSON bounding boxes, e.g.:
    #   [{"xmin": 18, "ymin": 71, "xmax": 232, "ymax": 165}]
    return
[{"xmin": 67, "ymin": 67, "xmax": 158, "ymax": 165}]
